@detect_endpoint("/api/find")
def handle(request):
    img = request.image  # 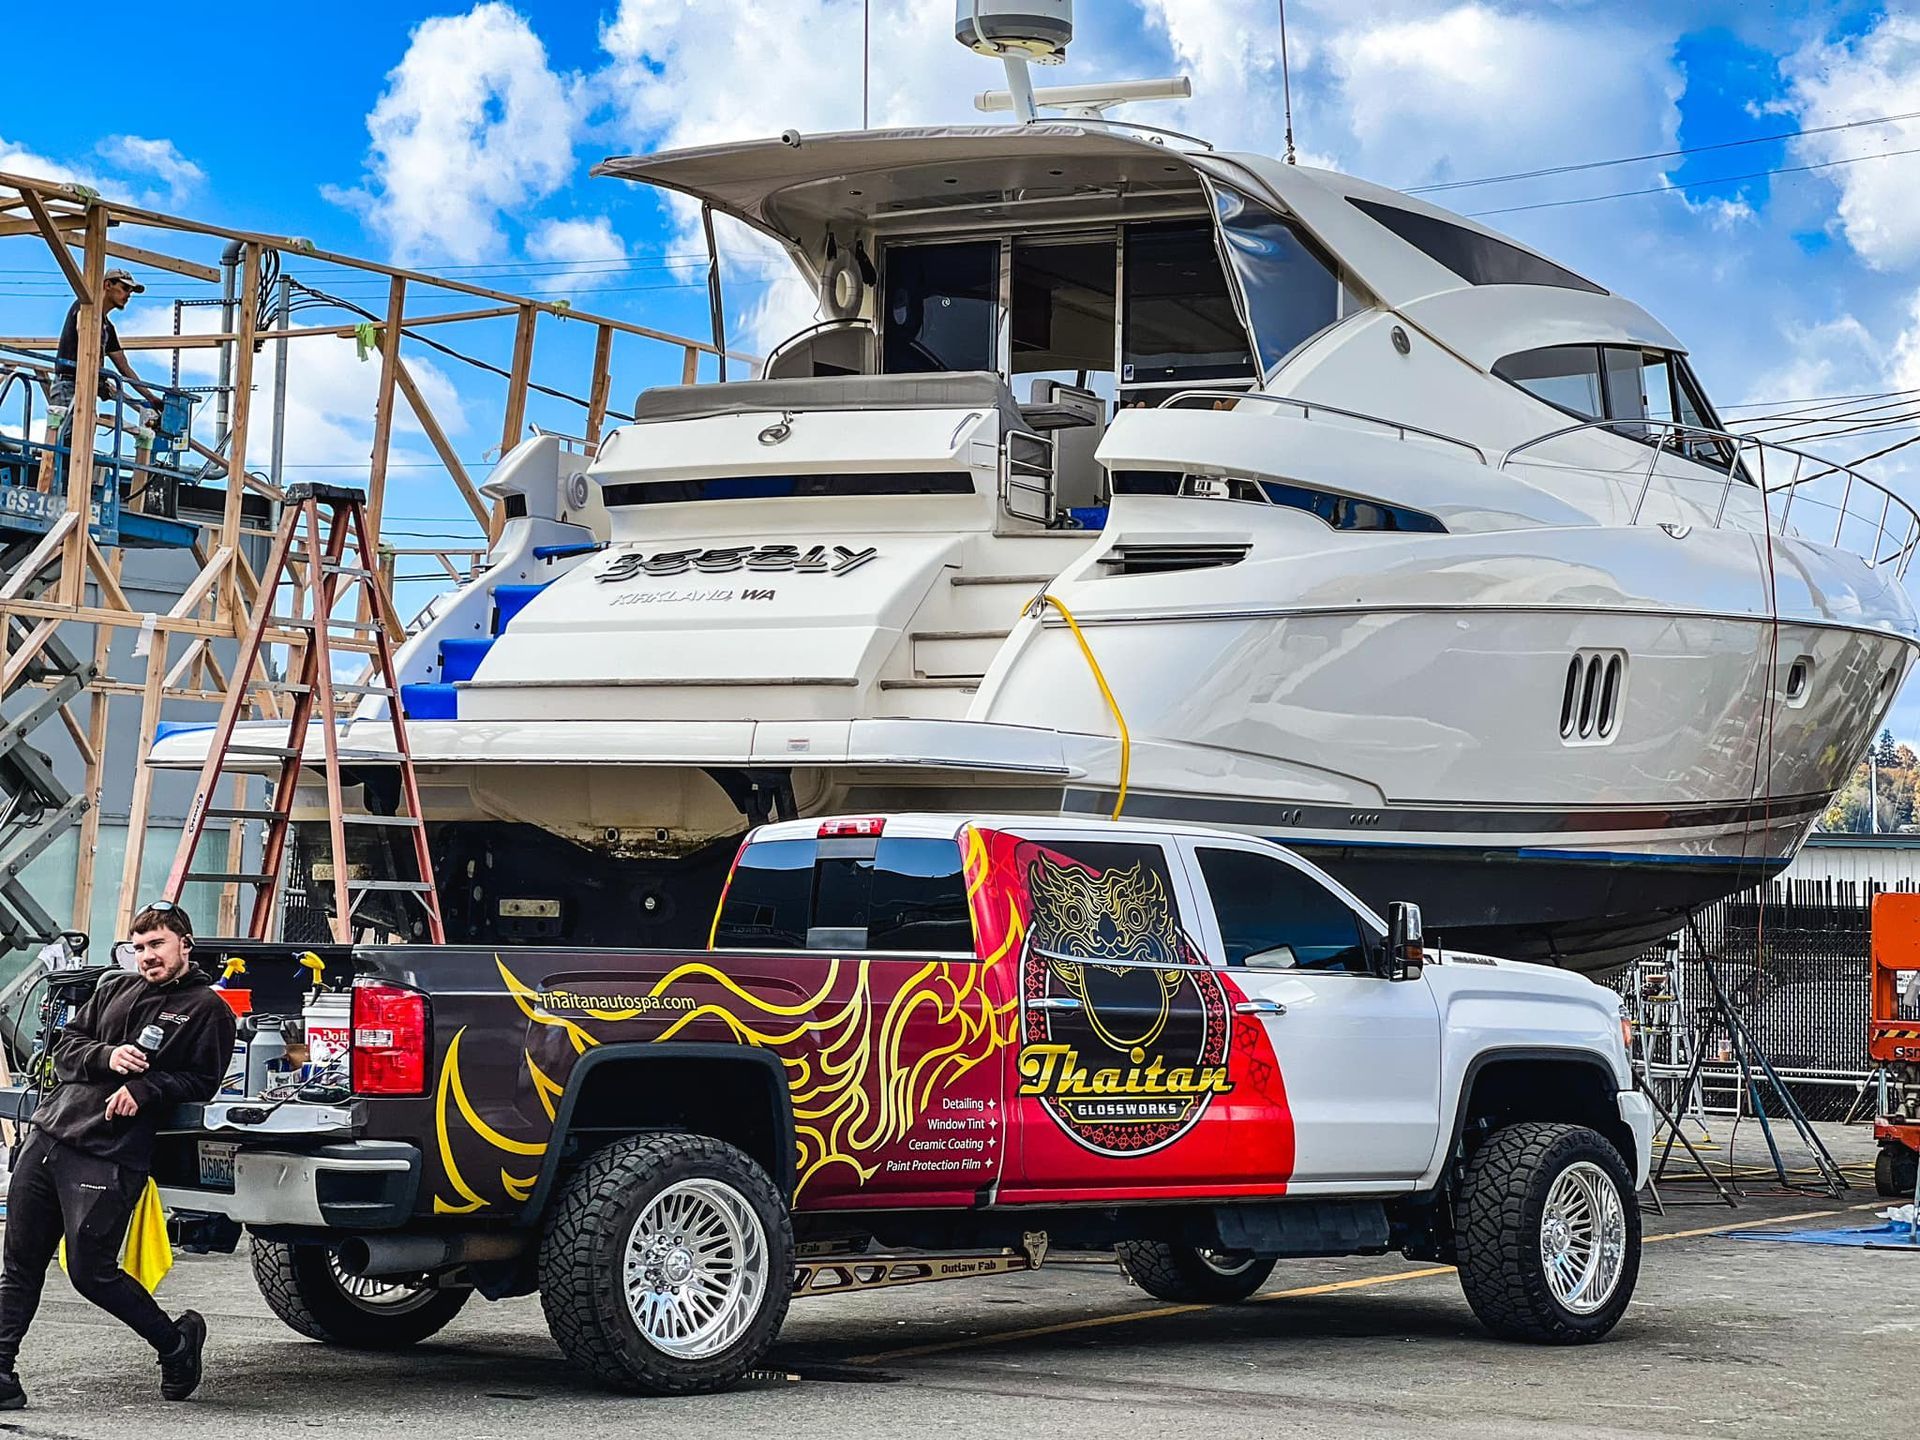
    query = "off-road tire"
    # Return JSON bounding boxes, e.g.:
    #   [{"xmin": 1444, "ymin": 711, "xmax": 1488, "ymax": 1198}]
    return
[
  {"xmin": 1453, "ymin": 1122, "xmax": 1640, "ymax": 1344},
  {"xmin": 538, "ymin": 1132, "xmax": 793, "ymax": 1395},
  {"xmin": 1875, "ymin": 1141, "xmax": 1919, "ymax": 1198},
  {"xmin": 1115, "ymin": 1241, "xmax": 1276, "ymax": 1303},
  {"xmin": 250, "ymin": 1239, "xmax": 471, "ymax": 1348}
]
